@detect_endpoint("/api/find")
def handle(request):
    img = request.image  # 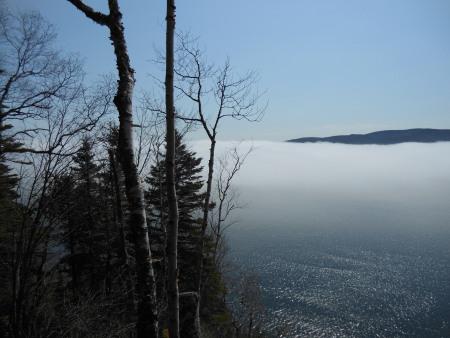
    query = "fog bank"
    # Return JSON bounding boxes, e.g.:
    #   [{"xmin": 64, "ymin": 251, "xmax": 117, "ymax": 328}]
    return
[{"xmin": 190, "ymin": 141, "xmax": 450, "ymax": 236}]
